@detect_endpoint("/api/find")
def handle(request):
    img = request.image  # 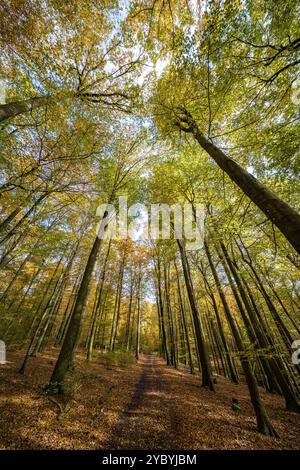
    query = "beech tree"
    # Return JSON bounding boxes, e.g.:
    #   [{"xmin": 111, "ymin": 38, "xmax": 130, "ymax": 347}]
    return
[{"xmin": 0, "ymin": 0, "xmax": 299, "ymax": 444}]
